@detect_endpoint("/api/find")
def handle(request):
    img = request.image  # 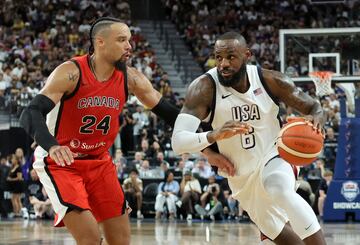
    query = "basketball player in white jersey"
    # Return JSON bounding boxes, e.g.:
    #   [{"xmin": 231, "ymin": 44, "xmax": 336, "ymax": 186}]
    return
[{"xmin": 172, "ymin": 32, "xmax": 326, "ymax": 245}]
